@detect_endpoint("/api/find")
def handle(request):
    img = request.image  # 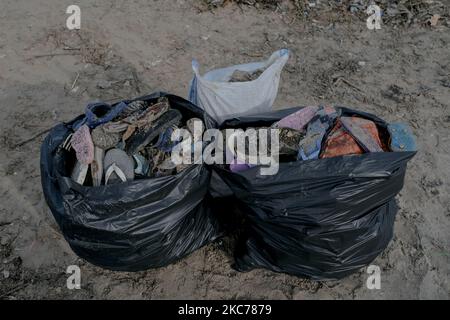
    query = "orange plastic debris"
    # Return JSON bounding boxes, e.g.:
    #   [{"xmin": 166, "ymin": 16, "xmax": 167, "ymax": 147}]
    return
[{"xmin": 321, "ymin": 117, "xmax": 383, "ymax": 158}]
